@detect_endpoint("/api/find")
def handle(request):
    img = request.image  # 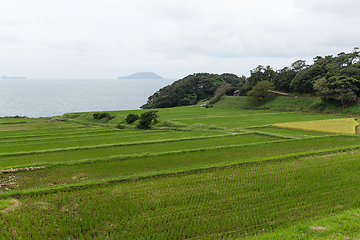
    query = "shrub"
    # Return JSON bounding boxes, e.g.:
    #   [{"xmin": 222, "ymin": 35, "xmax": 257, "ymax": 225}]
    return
[
  {"xmin": 205, "ymin": 104, "xmax": 213, "ymax": 108},
  {"xmin": 136, "ymin": 110, "xmax": 159, "ymax": 129},
  {"xmin": 93, "ymin": 112, "xmax": 113, "ymax": 120},
  {"xmin": 125, "ymin": 114, "xmax": 139, "ymax": 124},
  {"xmin": 93, "ymin": 112, "xmax": 114, "ymax": 123}
]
